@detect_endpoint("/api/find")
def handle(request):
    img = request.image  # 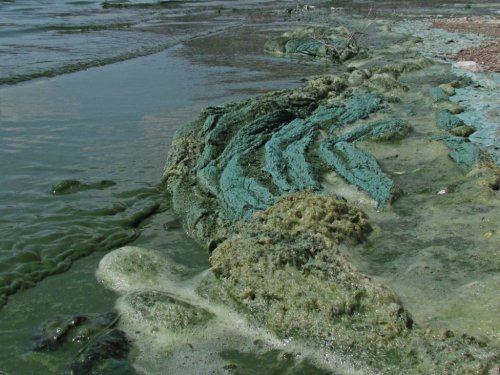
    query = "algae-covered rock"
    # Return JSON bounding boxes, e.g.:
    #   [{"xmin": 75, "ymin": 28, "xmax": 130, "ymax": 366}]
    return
[
  {"xmin": 209, "ymin": 192, "xmax": 499, "ymax": 373},
  {"xmin": 336, "ymin": 118, "xmax": 411, "ymax": 143},
  {"xmin": 365, "ymin": 72, "xmax": 410, "ymax": 93},
  {"xmin": 96, "ymin": 246, "xmax": 184, "ymax": 293},
  {"xmin": 265, "ymin": 26, "xmax": 363, "ymax": 62},
  {"xmin": 29, "ymin": 311, "xmax": 134, "ymax": 375},
  {"xmin": 117, "ymin": 290, "xmax": 214, "ymax": 333},
  {"xmin": 162, "ymin": 75, "xmax": 406, "ymax": 244},
  {"xmin": 320, "ymin": 141, "xmax": 394, "ymax": 207},
  {"xmin": 429, "ymin": 86, "xmax": 450, "ymax": 102},
  {"xmin": 450, "ymin": 124, "xmax": 476, "ymax": 137},
  {"xmin": 436, "ymin": 109, "xmax": 464, "ymax": 130}
]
